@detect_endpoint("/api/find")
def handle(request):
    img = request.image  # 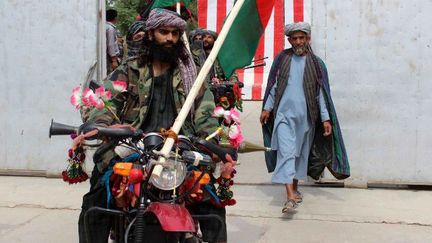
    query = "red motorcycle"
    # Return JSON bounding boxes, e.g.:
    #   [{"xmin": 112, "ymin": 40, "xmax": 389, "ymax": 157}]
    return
[{"xmin": 49, "ymin": 121, "xmax": 236, "ymax": 243}]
